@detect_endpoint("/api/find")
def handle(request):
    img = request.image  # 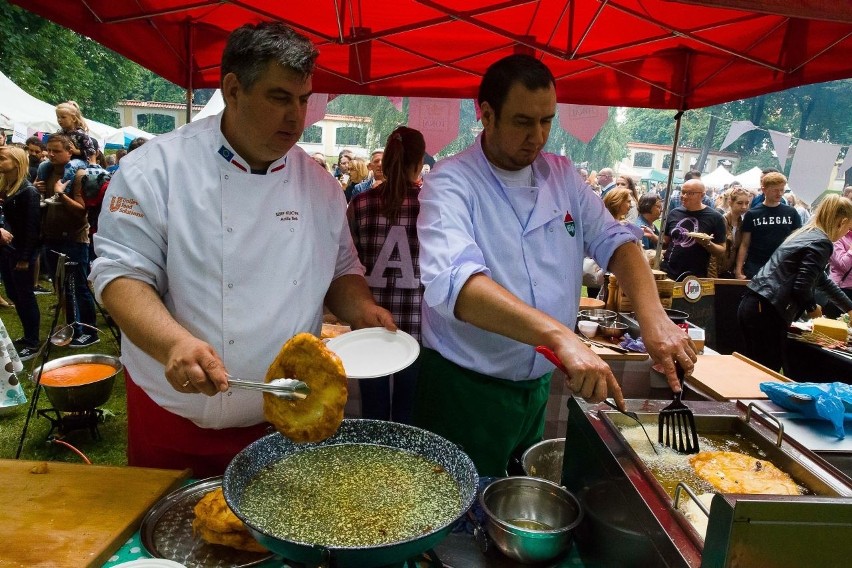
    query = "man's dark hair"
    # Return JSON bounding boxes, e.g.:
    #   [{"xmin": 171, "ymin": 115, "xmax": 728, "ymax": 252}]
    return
[
  {"xmin": 683, "ymin": 170, "xmax": 702, "ymax": 181},
  {"xmin": 25, "ymin": 136, "xmax": 44, "ymax": 149},
  {"xmin": 478, "ymin": 54, "xmax": 555, "ymax": 119},
  {"xmin": 761, "ymin": 167, "xmax": 780, "ymax": 175},
  {"xmin": 221, "ymin": 22, "xmax": 319, "ymax": 90},
  {"xmin": 128, "ymin": 137, "xmax": 148, "ymax": 152},
  {"xmin": 638, "ymin": 193, "xmax": 661, "ymax": 214},
  {"xmin": 46, "ymin": 133, "xmax": 73, "ymax": 150}
]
